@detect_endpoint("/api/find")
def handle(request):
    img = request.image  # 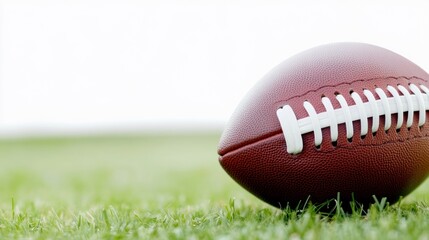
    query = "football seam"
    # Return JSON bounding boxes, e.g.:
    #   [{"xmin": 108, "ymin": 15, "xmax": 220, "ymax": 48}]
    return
[
  {"xmin": 218, "ymin": 130, "xmax": 283, "ymax": 157},
  {"xmin": 218, "ymin": 131, "xmax": 284, "ymax": 160},
  {"xmin": 219, "ymin": 130, "xmax": 429, "ymax": 161},
  {"xmin": 273, "ymin": 76, "xmax": 427, "ymax": 106},
  {"xmin": 219, "ymin": 76, "xmax": 429, "ymax": 156}
]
